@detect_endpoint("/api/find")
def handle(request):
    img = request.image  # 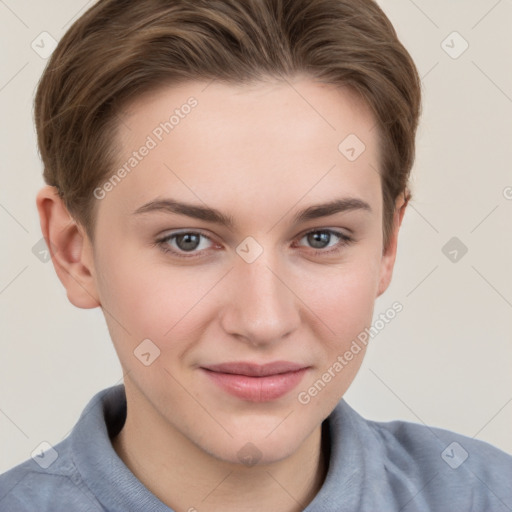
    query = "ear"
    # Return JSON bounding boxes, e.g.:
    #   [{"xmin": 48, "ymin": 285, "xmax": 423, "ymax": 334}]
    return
[
  {"xmin": 35, "ymin": 185, "xmax": 100, "ymax": 309},
  {"xmin": 376, "ymin": 193, "xmax": 408, "ymax": 298}
]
